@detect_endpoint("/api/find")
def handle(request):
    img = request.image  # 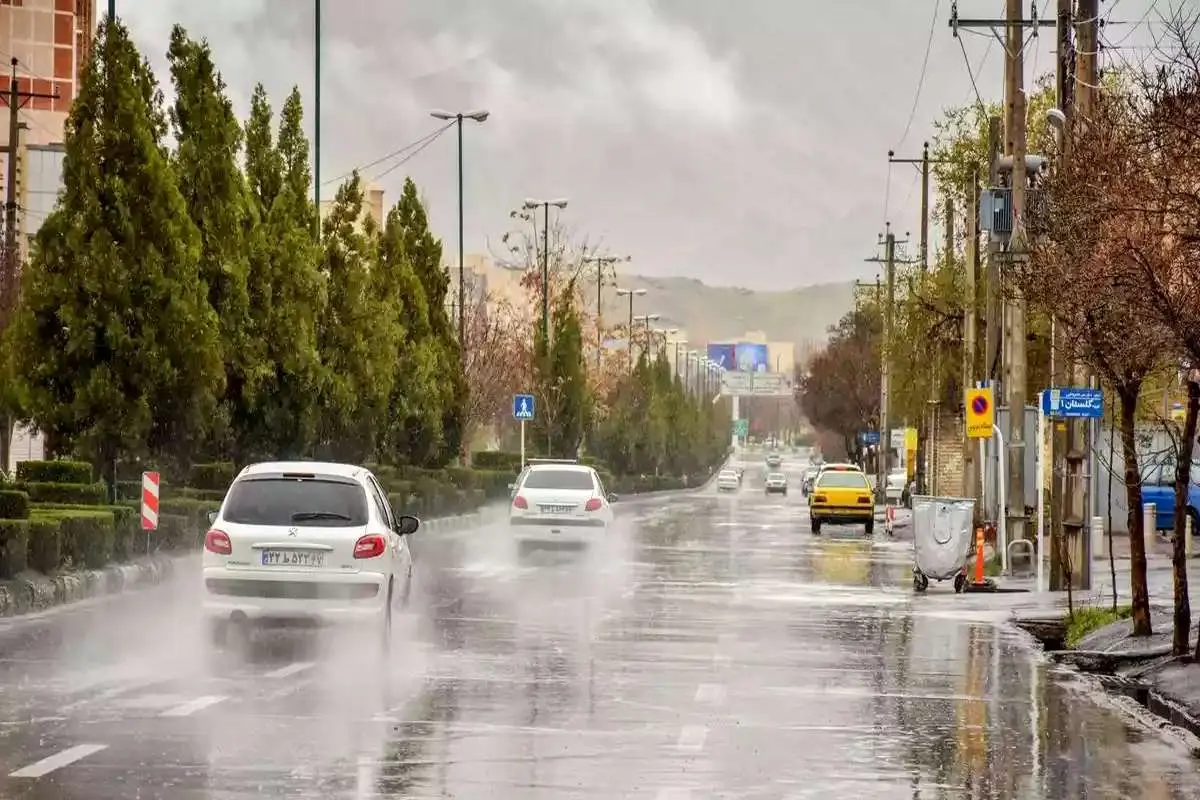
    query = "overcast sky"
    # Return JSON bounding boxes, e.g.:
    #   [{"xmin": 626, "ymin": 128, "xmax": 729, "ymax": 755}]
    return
[{"xmin": 117, "ymin": 0, "xmax": 1167, "ymax": 290}]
